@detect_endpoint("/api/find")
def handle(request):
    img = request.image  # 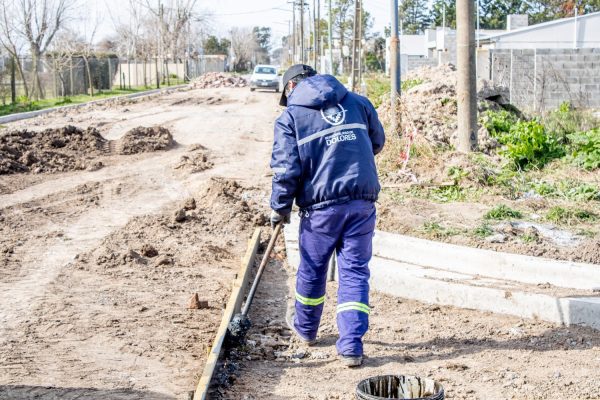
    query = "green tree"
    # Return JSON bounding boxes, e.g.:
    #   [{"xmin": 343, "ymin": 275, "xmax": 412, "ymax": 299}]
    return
[
  {"xmin": 330, "ymin": 0, "xmax": 372, "ymax": 72},
  {"xmin": 528, "ymin": 0, "xmax": 600, "ymax": 23},
  {"xmin": 365, "ymin": 35, "xmax": 385, "ymax": 71},
  {"xmin": 202, "ymin": 35, "xmax": 230, "ymax": 55},
  {"xmin": 479, "ymin": 0, "xmax": 528, "ymax": 29},
  {"xmin": 332, "ymin": 0, "xmax": 354, "ymax": 54},
  {"xmin": 253, "ymin": 27, "xmax": 272, "ymax": 52},
  {"xmin": 430, "ymin": 0, "xmax": 456, "ymax": 29},
  {"xmin": 253, "ymin": 26, "xmax": 272, "ymax": 64},
  {"xmin": 399, "ymin": 0, "xmax": 431, "ymax": 34}
]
